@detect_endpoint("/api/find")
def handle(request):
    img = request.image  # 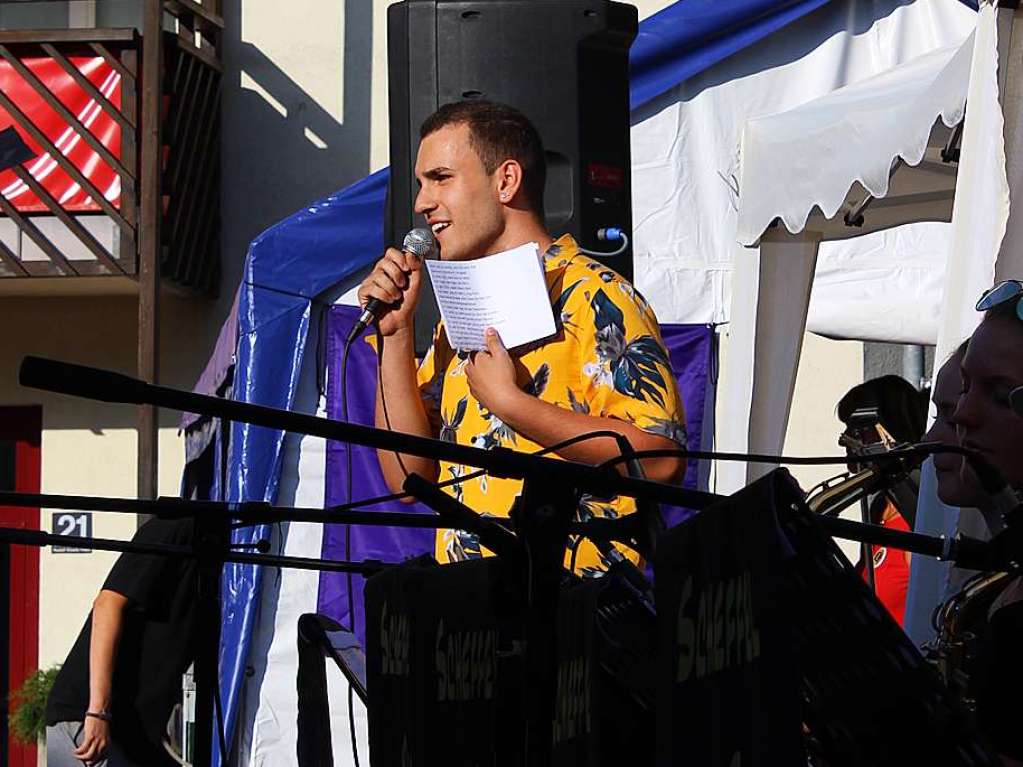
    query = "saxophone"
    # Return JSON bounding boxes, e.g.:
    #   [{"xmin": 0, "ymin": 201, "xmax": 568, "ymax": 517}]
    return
[{"xmin": 926, "ymin": 570, "xmax": 1013, "ymax": 711}]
